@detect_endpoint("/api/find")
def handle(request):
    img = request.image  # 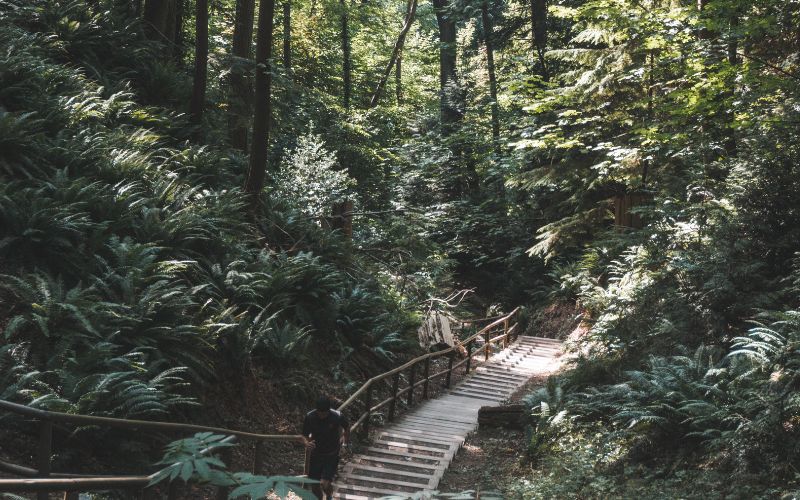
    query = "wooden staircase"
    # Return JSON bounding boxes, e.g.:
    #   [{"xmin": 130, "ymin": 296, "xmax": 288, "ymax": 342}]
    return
[{"xmin": 334, "ymin": 335, "xmax": 563, "ymax": 499}]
